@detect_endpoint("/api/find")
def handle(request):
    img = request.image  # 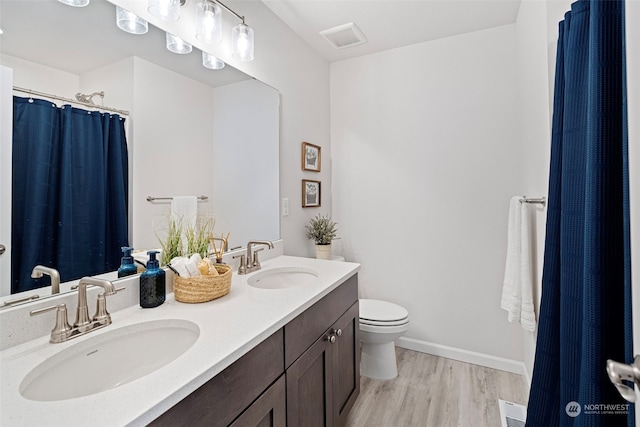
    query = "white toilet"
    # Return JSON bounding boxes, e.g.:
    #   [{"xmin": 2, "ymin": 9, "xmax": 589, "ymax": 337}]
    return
[{"xmin": 359, "ymin": 299, "xmax": 410, "ymax": 380}]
